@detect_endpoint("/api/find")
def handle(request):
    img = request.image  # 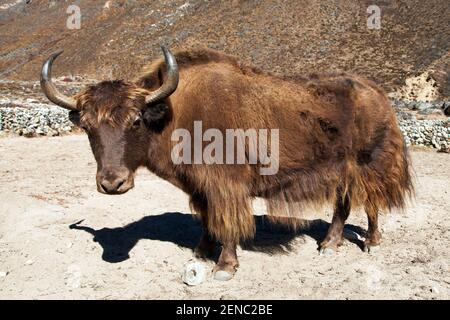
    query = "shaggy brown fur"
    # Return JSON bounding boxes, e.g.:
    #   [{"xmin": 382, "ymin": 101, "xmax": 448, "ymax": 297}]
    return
[
  {"xmin": 133, "ymin": 49, "xmax": 413, "ymax": 241},
  {"xmin": 75, "ymin": 81, "xmax": 150, "ymax": 128},
  {"xmin": 69, "ymin": 48, "xmax": 413, "ymax": 276}
]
